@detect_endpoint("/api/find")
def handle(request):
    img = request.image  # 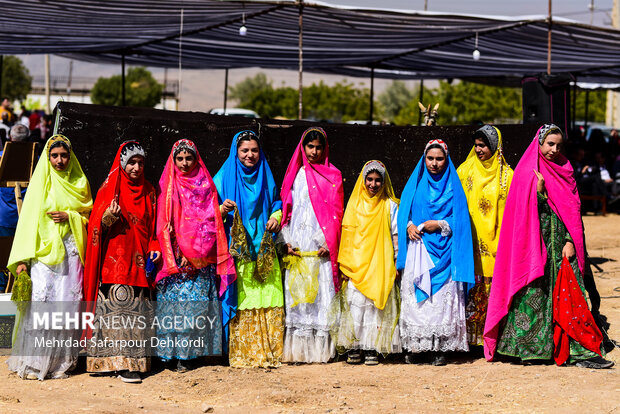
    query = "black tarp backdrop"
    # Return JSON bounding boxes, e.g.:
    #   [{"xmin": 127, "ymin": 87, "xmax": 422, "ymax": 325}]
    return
[{"xmin": 55, "ymin": 102, "xmax": 539, "ymax": 198}]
